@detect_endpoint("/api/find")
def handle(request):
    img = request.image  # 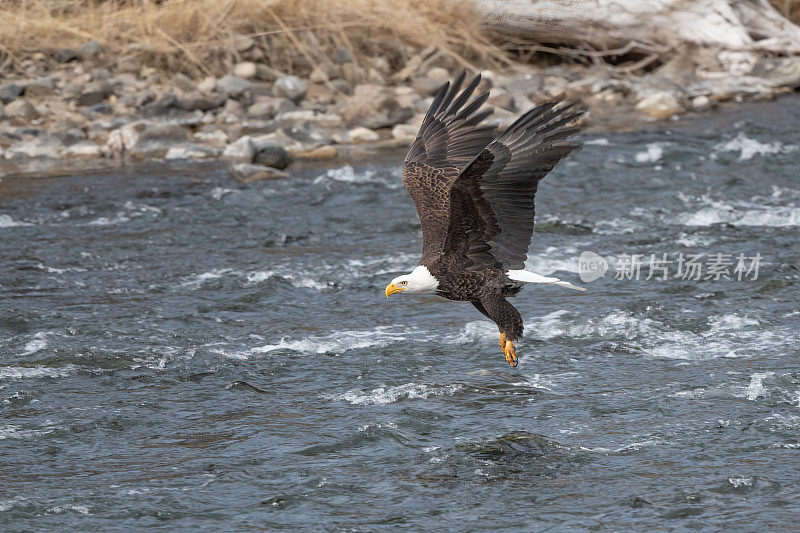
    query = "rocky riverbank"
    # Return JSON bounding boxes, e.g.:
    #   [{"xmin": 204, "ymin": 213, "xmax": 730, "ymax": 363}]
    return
[{"xmin": 2, "ymin": 40, "xmax": 800, "ymax": 178}]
